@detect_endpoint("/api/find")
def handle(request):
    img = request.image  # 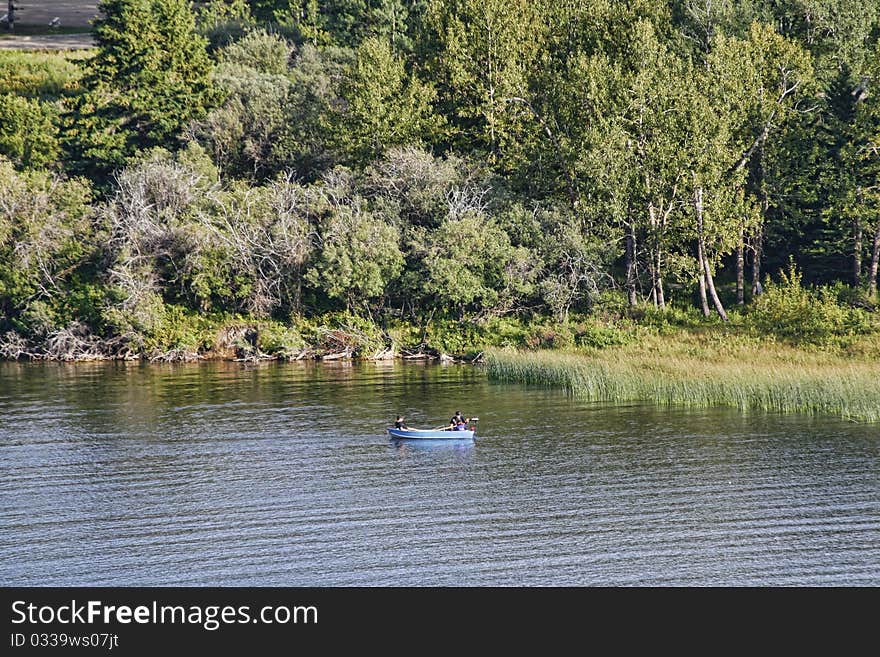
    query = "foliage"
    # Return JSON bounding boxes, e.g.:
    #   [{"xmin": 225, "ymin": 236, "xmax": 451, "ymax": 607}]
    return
[
  {"xmin": 0, "ymin": 94, "xmax": 61, "ymax": 169},
  {"xmin": 421, "ymin": 211, "xmax": 534, "ymax": 316},
  {"xmin": 65, "ymin": 0, "xmax": 216, "ymax": 174},
  {"xmin": 193, "ymin": 60, "xmax": 293, "ymax": 180},
  {"xmin": 306, "ymin": 174, "xmax": 404, "ymax": 310},
  {"xmin": 197, "ymin": 0, "xmax": 256, "ymax": 51},
  {"xmin": 0, "ymin": 51, "xmax": 84, "ymax": 99},
  {"xmin": 748, "ymin": 264, "xmax": 875, "ymax": 344},
  {"xmin": 2, "ymin": 0, "xmax": 880, "ymax": 362},
  {"xmin": 0, "ymin": 158, "xmax": 94, "ymax": 334},
  {"xmin": 220, "ymin": 28, "xmax": 293, "ymax": 74},
  {"xmin": 333, "ymin": 36, "xmax": 441, "ymax": 165}
]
